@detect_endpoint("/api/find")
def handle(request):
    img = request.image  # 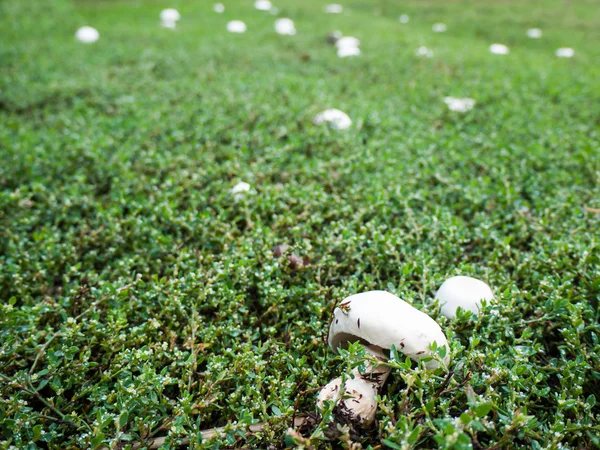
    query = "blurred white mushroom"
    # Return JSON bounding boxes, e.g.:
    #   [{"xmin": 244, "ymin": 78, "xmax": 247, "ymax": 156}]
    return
[
  {"xmin": 314, "ymin": 109, "xmax": 352, "ymax": 130},
  {"xmin": 432, "ymin": 23, "xmax": 447, "ymax": 33},
  {"xmin": 415, "ymin": 46, "xmax": 433, "ymax": 58},
  {"xmin": 399, "ymin": 14, "xmax": 409, "ymax": 23},
  {"xmin": 335, "ymin": 36, "xmax": 360, "ymax": 49},
  {"xmin": 444, "ymin": 97, "xmax": 475, "ymax": 113},
  {"xmin": 489, "ymin": 43, "xmax": 509, "ymax": 55},
  {"xmin": 556, "ymin": 47, "xmax": 574, "ymax": 58},
  {"xmin": 337, "ymin": 46, "xmax": 360, "ymax": 58},
  {"xmin": 227, "ymin": 20, "xmax": 247, "ymax": 33},
  {"xmin": 527, "ymin": 28, "xmax": 542, "ymax": 39},
  {"xmin": 254, "ymin": 0, "xmax": 272, "ymax": 11},
  {"xmin": 325, "ymin": 4, "xmax": 343, "ymax": 14},
  {"xmin": 274, "ymin": 18, "xmax": 296, "ymax": 35},
  {"xmin": 214, "ymin": 3, "xmax": 225, "ymax": 13},
  {"xmin": 231, "ymin": 182, "xmax": 251, "ymax": 200},
  {"xmin": 160, "ymin": 8, "xmax": 181, "ymax": 28},
  {"xmin": 75, "ymin": 26, "xmax": 99, "ymax": 43},
  {"xmin": 436, "ymin": 276, "xmax": 494, "ymax": 319}
]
